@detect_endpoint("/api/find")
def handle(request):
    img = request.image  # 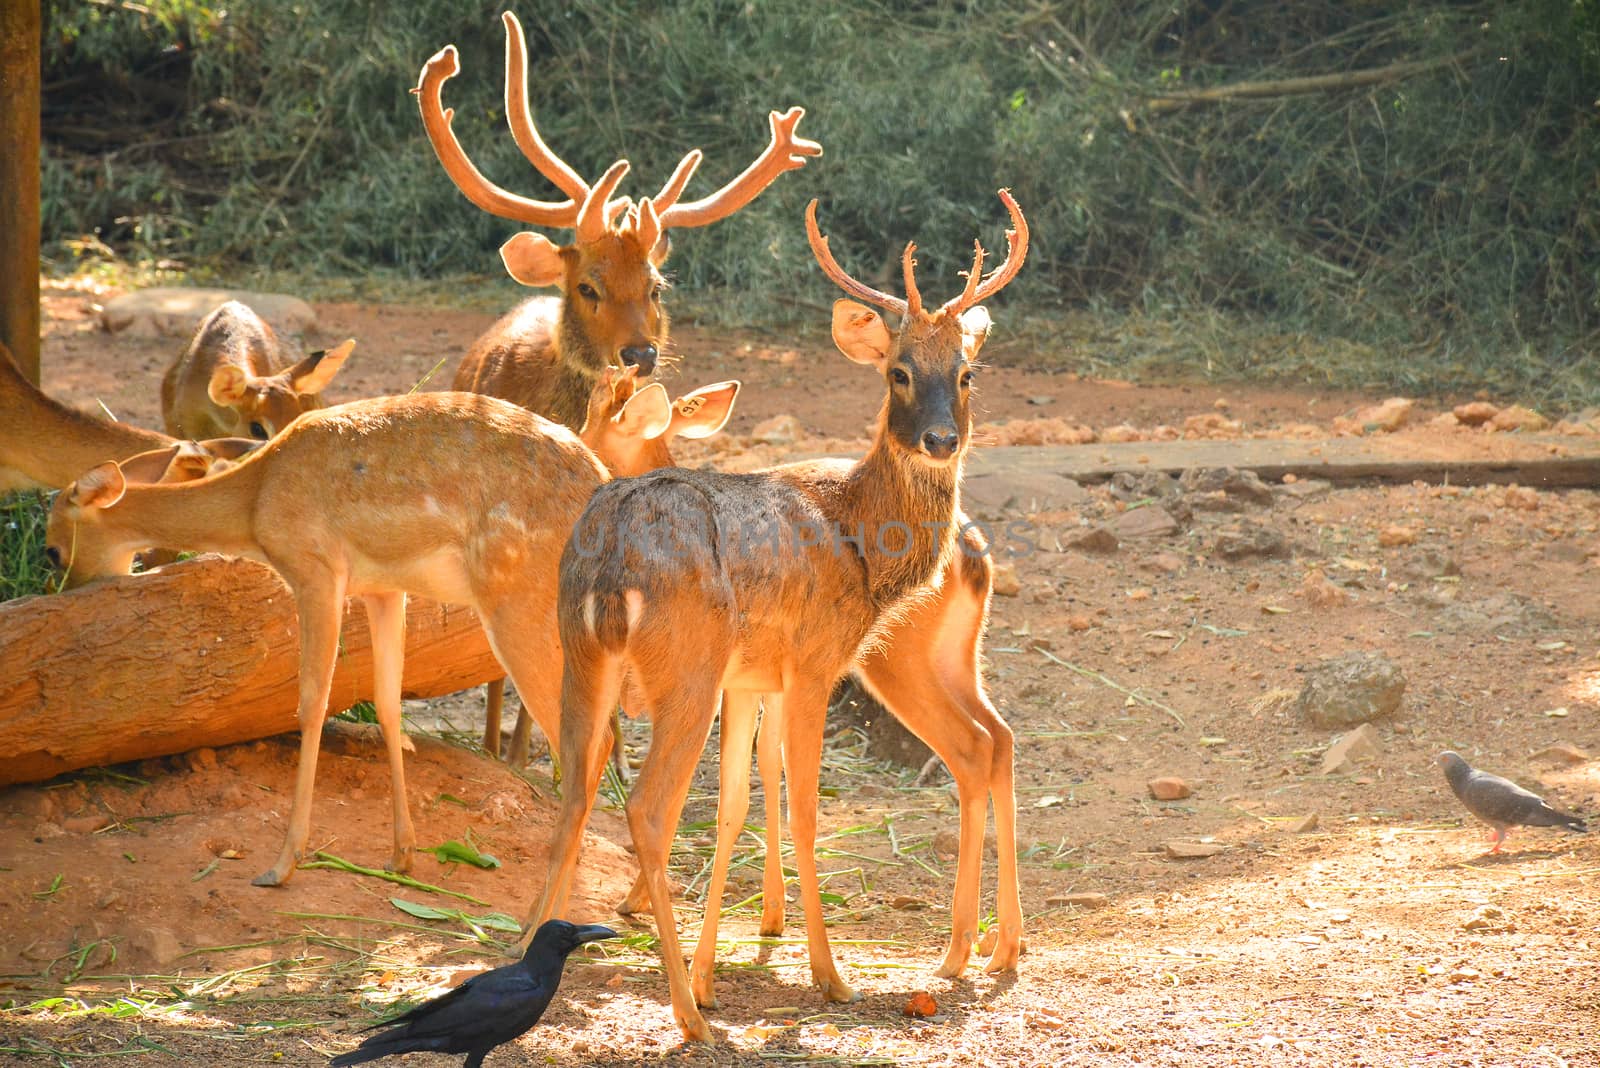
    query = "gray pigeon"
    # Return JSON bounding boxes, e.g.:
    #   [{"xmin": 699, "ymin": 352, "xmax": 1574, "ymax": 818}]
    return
[{"xmin": 1437, "ymin": 751, "xmax": 1588, "ymax": 852}]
